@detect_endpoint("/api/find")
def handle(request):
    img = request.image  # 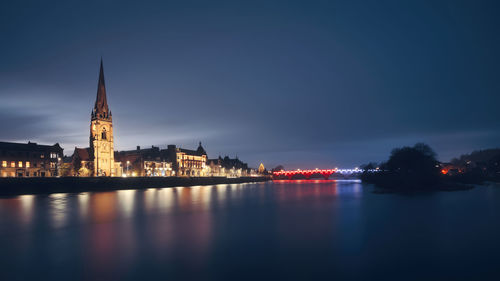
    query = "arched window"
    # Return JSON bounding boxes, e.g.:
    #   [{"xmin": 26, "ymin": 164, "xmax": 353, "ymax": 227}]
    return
[{"xmin": 101, "ymin": 129, "xmax": 107, "ymax": 140}]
